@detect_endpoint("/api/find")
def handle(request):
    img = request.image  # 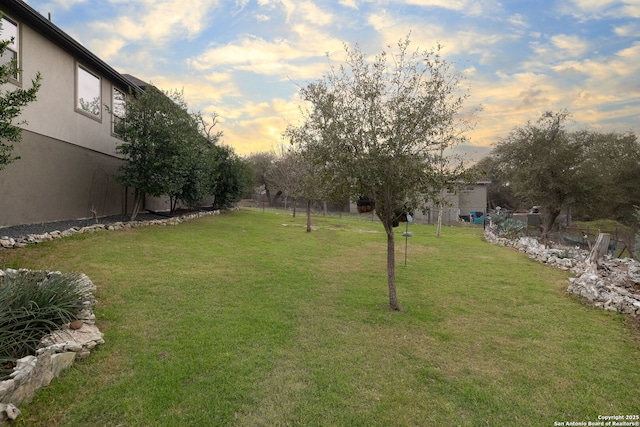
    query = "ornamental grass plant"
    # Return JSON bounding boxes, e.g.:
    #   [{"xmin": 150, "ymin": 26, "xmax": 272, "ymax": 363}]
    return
[
  {"xmin": 0, "ymin": 208, "xmax": 638, "ymax": 426},
  {"xmin": 0, "ymin": 272, "xmax": 89, "ymax": 379}
]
